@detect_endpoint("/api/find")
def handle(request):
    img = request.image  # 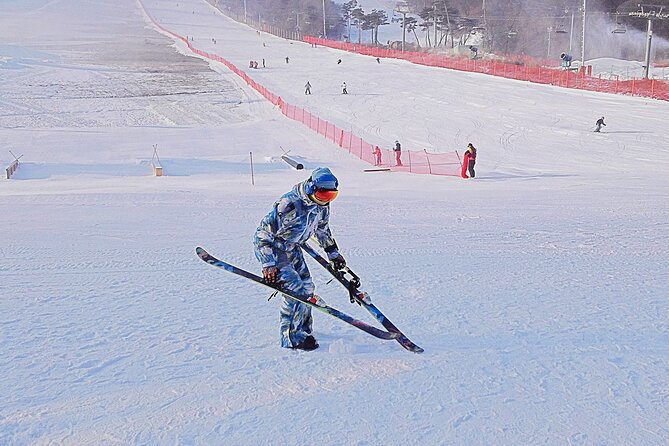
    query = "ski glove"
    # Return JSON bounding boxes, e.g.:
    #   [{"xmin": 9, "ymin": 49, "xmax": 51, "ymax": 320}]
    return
[
  {"xmin": 262, "ymin": 266, "xmax": 278, "ymax": 283},
  {"xmin": 331, "ymin": 255, "xmax": 346, "ymax": 271}
]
